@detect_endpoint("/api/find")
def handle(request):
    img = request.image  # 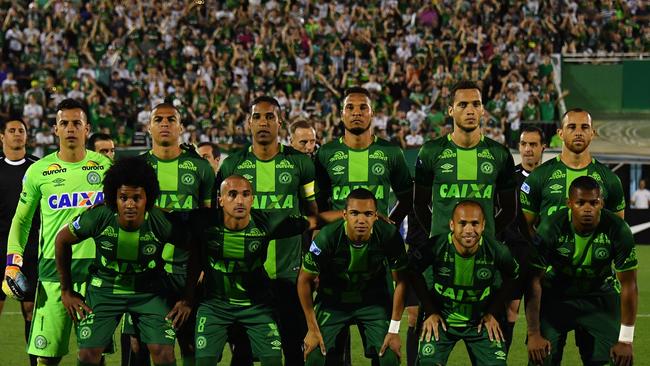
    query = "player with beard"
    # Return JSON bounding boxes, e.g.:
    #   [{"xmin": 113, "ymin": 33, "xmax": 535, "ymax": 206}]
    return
[
  {"xmin": 219, "ymin": 96, "xmax": 318, "ymax": 366},
  {"xmin": 521, "ymin": 109, "xmax": 626, "ymax": 362},
  {"xmin": 315, "ymin": 87, "xmax": 412, "ymax": 365},
  {"xmin": 499, "ymin": 126, "xmax": 545, "ymax": 353}
]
